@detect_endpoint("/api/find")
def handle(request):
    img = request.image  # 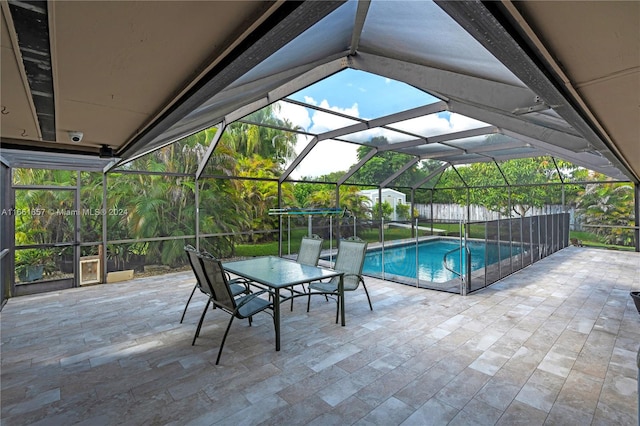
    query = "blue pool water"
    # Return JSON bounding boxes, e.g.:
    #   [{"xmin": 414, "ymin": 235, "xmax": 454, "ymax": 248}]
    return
[{"xmin": 362, "ymin": 239, "xmax": 520, "ymax": 283}]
